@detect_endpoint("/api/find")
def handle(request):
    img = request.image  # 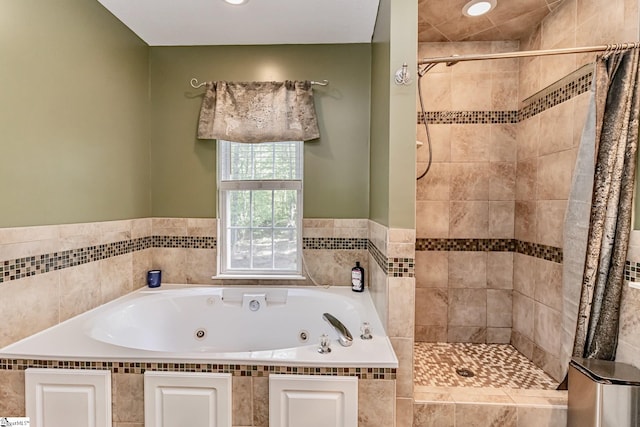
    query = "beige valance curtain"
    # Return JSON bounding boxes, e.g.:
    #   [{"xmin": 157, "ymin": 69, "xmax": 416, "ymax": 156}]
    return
[{"xmin": 197, "ymin": 80, "xmax": 320, "ymax": 143}]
